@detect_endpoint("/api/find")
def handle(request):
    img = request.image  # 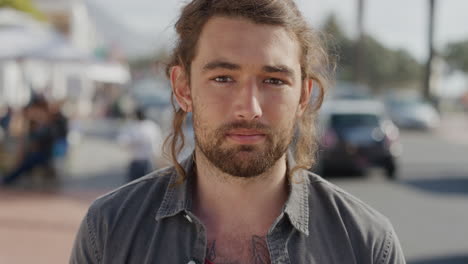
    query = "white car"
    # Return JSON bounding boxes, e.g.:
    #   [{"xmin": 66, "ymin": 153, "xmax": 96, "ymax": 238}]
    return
[{"xmin": 385, "ymin": 98, "xmax": 440, "ymax": 130}]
